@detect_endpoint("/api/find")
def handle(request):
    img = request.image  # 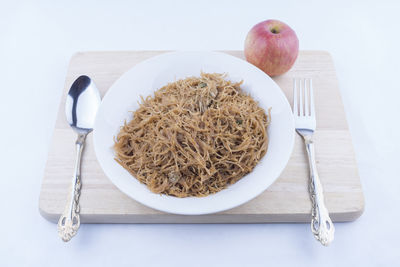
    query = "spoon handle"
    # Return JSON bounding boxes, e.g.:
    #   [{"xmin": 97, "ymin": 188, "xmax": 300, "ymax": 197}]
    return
[{"xmin": 57, "ymin": 134, "xmax": 87, "ymax": 242}]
